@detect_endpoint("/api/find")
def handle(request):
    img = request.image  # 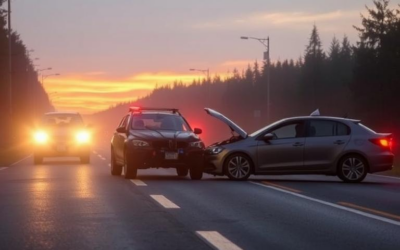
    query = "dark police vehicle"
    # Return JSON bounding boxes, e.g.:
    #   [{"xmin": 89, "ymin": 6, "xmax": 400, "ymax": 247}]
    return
[{"xmin": 110, "ymin": 107, "xmax": 205, "ymax": 180}]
